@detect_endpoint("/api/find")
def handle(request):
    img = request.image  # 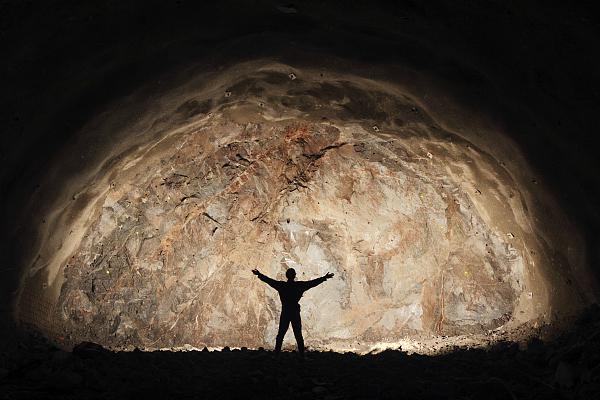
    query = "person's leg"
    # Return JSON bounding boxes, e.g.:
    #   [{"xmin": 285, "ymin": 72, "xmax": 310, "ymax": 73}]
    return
[
  {"xmin": 291, "ymin": 312, "xmax": 305, "ymax": 354},
  {"xmin": 275, "ymin": 311, "xmax": 290, "ymax": 352}
]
